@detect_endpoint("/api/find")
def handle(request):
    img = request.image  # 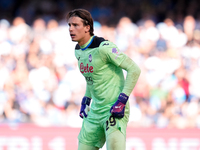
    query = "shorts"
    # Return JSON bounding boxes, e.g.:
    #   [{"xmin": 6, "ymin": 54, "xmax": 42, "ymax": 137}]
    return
[{"xmin": 78, "ymin": 113, "xmax": 129, "ymax": 148}]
